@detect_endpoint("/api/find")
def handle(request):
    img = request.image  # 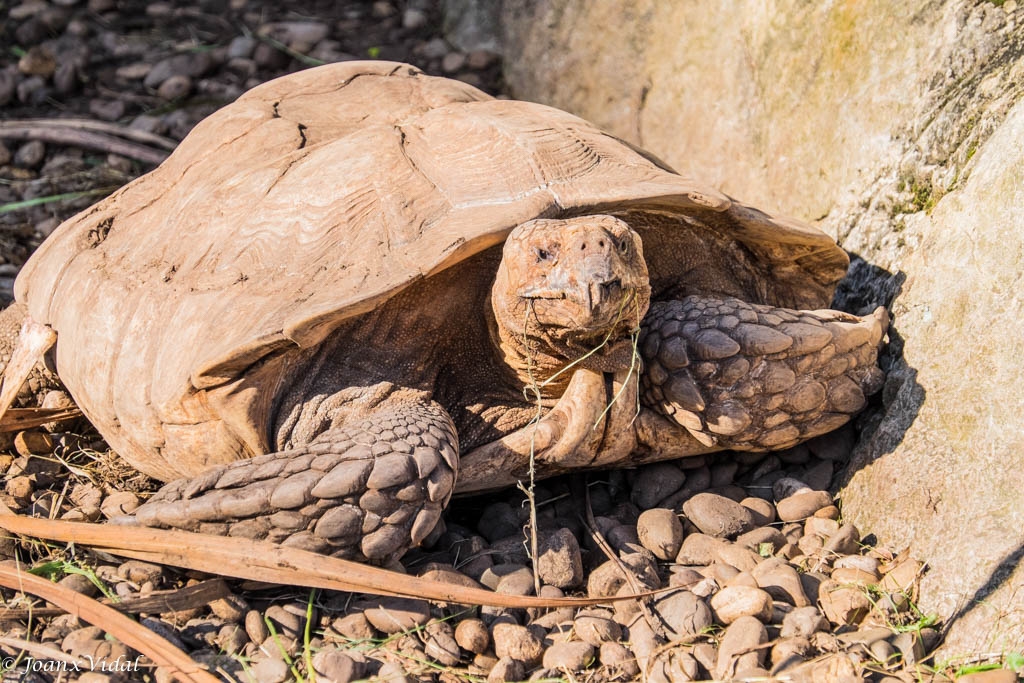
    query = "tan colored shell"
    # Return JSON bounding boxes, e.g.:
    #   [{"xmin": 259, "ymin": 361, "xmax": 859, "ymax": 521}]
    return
[{"xmin": 15, "ymin": 61, "xmax": 848, "ymax": 480}]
